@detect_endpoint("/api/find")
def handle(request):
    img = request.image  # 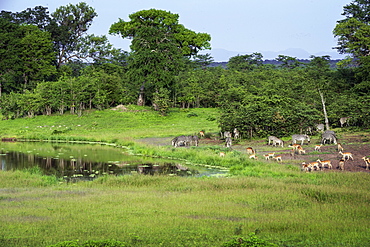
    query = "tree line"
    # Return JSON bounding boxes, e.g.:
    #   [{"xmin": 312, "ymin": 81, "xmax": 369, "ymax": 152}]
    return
[{"xmin": 0, "ymin": 1, "xmax": 369, "ymax": 138}]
